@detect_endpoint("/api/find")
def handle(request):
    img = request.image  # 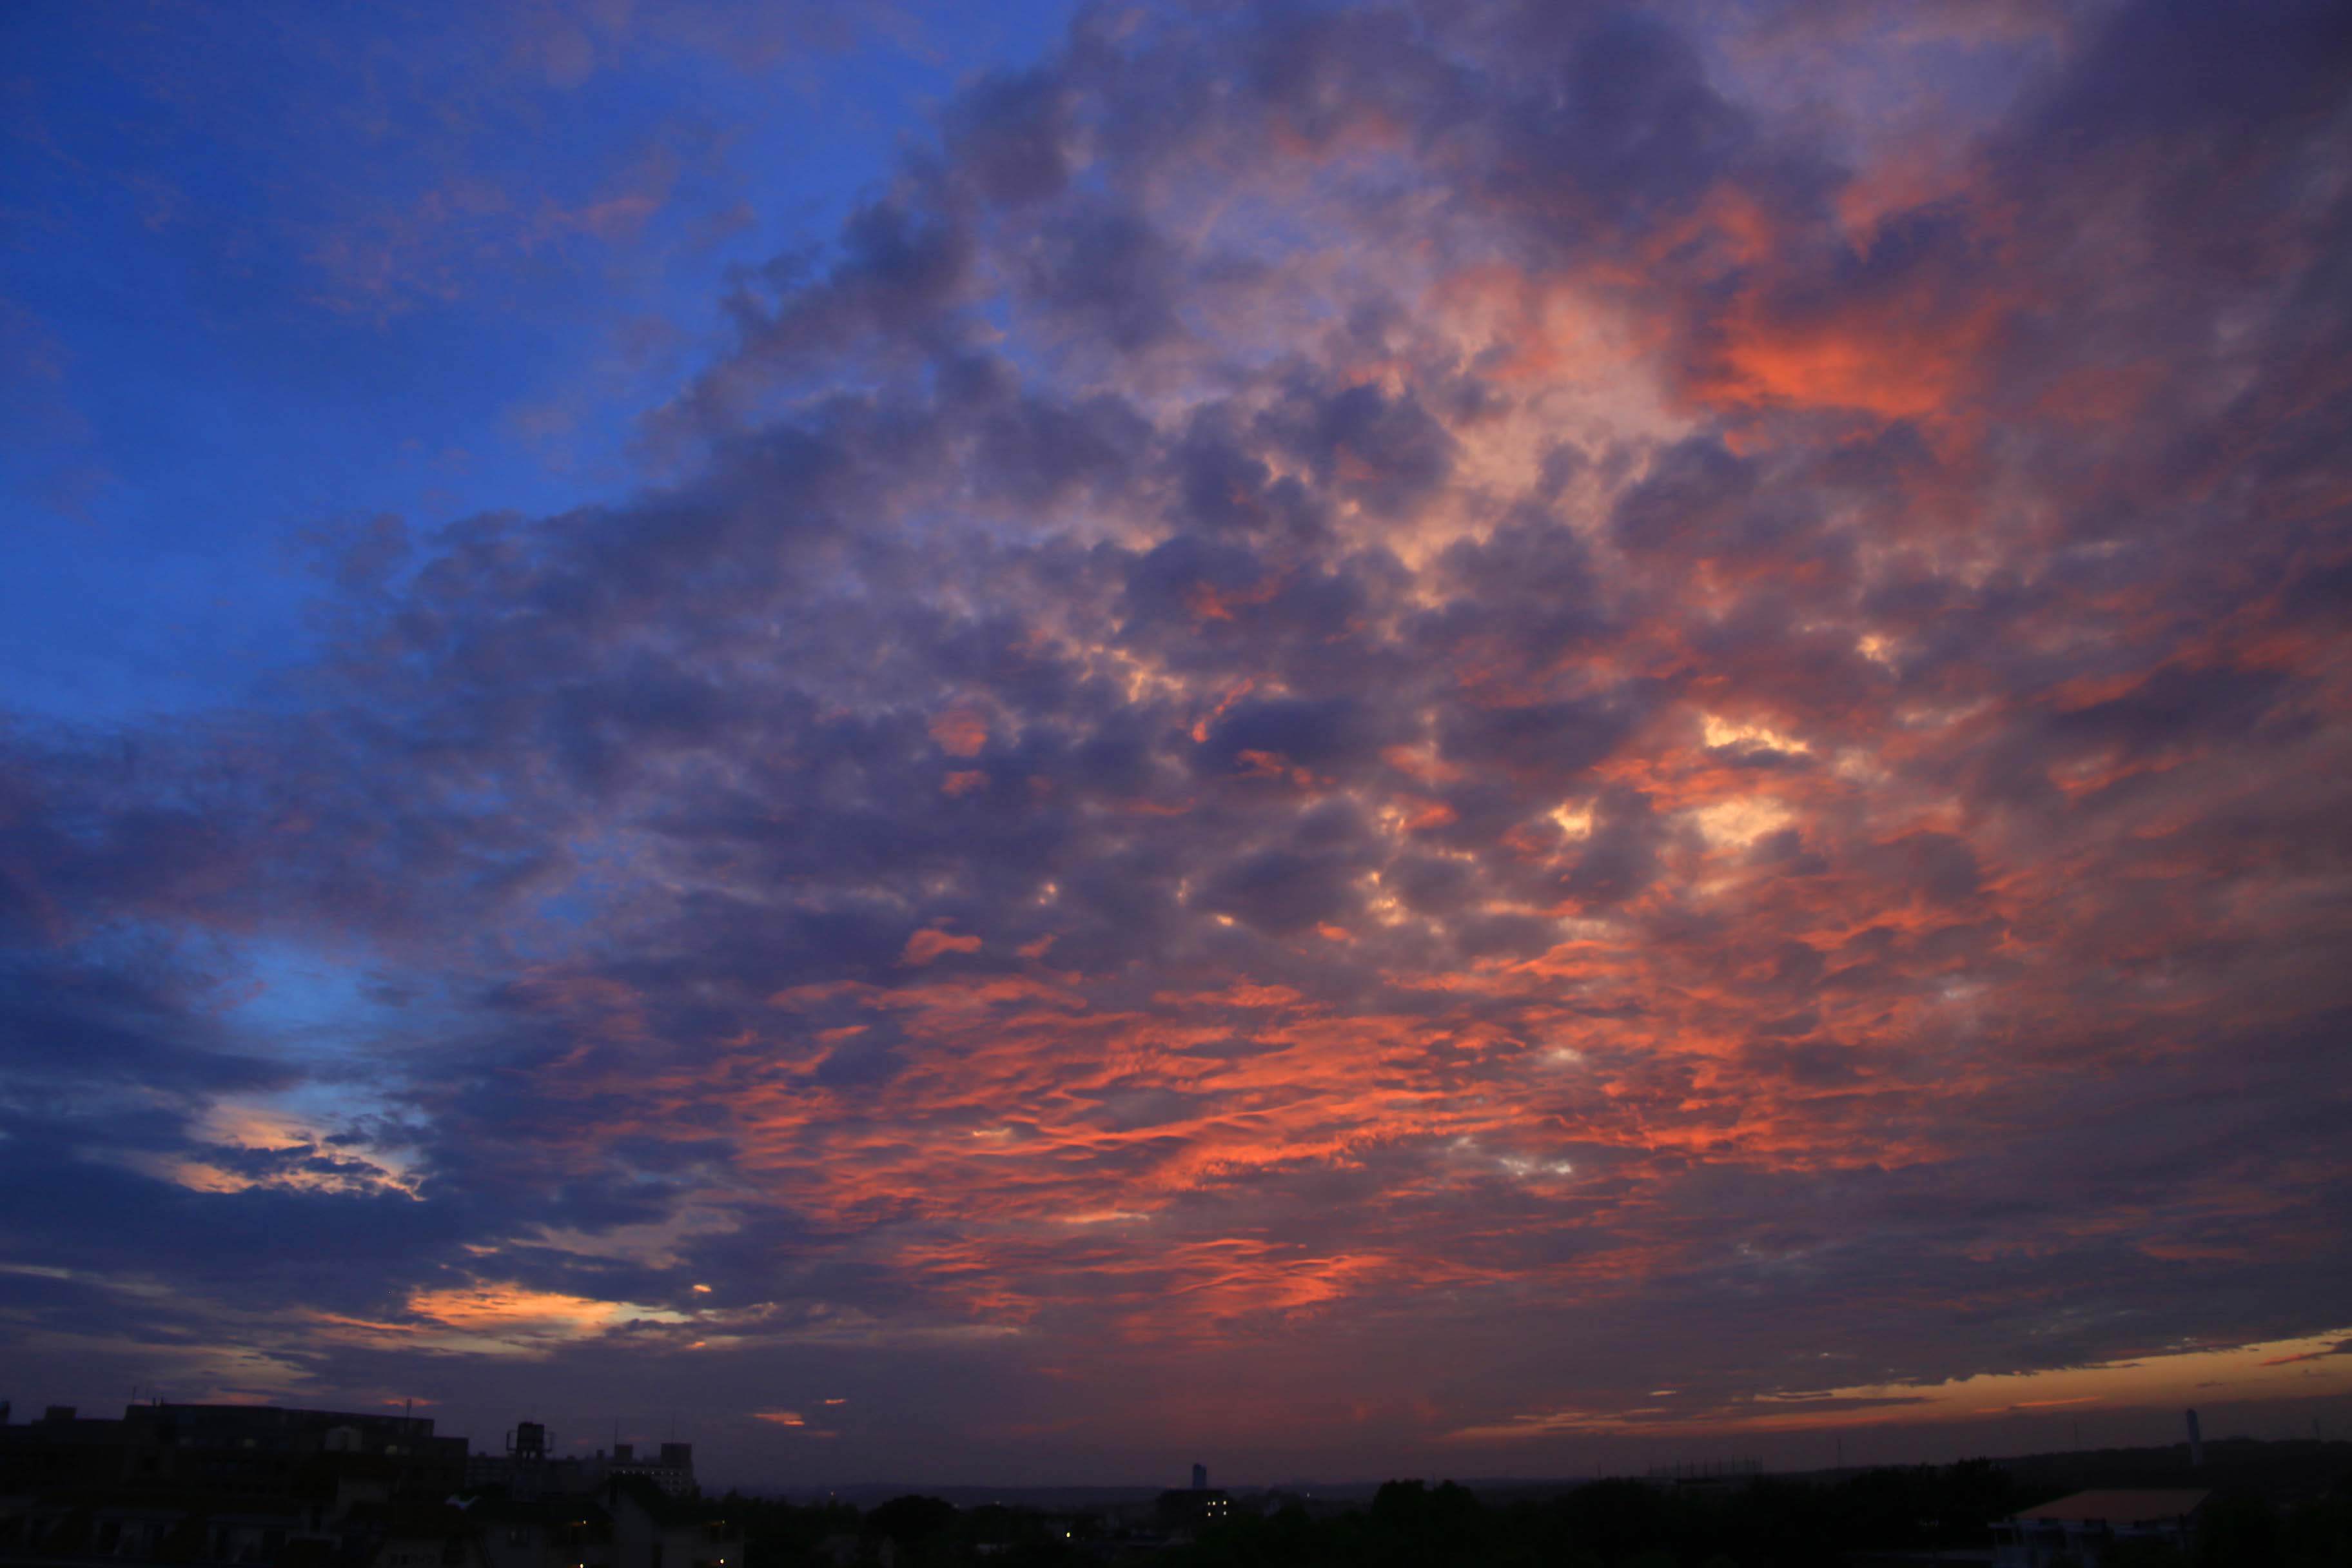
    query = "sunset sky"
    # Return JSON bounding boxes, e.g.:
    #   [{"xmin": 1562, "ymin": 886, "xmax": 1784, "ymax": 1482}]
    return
[{"xmin": 3, "ymin": 0, "xmax": 2349, "ymax": 1489}]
